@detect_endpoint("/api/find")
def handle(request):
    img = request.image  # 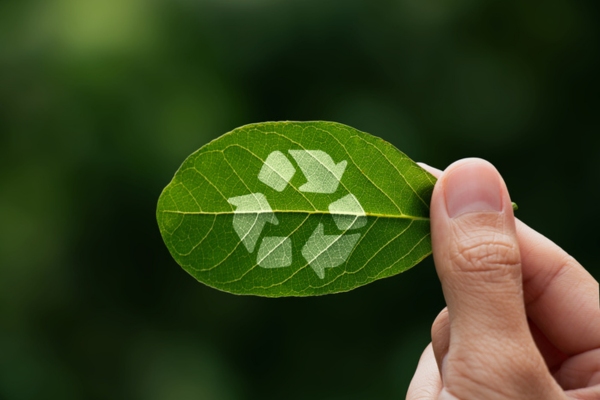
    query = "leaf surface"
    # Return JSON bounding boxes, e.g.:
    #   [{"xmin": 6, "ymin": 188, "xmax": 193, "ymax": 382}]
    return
[{"xmin": 156, "ymin": 121, "xmax": 436, "ymax": 296}]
